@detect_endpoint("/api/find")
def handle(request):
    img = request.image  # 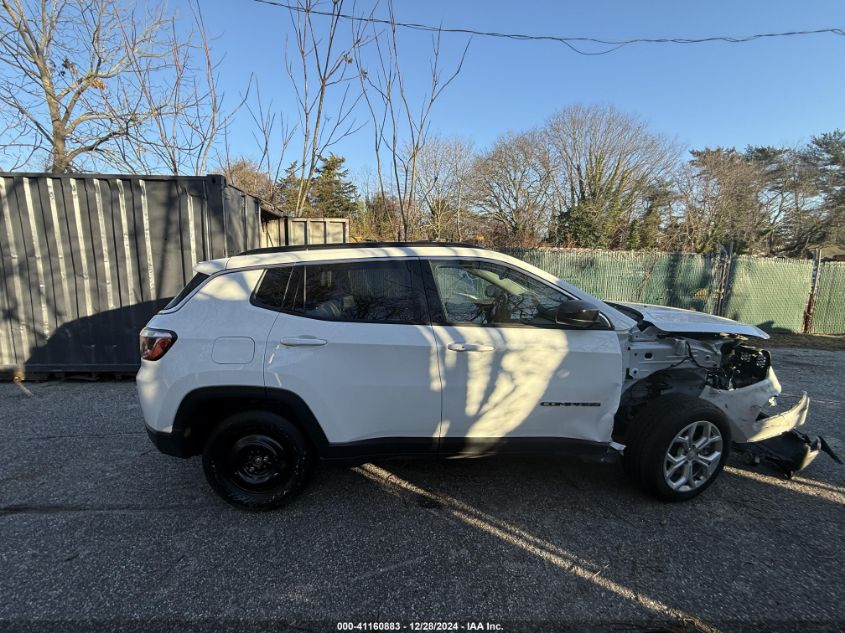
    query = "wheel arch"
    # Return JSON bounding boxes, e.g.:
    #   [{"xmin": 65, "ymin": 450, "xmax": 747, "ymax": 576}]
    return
[
  {"xmin": 172, "ymin": 386, "xmax": 329, "ymax": 457},
  {"xmin": 622, "ymin": 392, "xmax": 731, "ymax": 500}
]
